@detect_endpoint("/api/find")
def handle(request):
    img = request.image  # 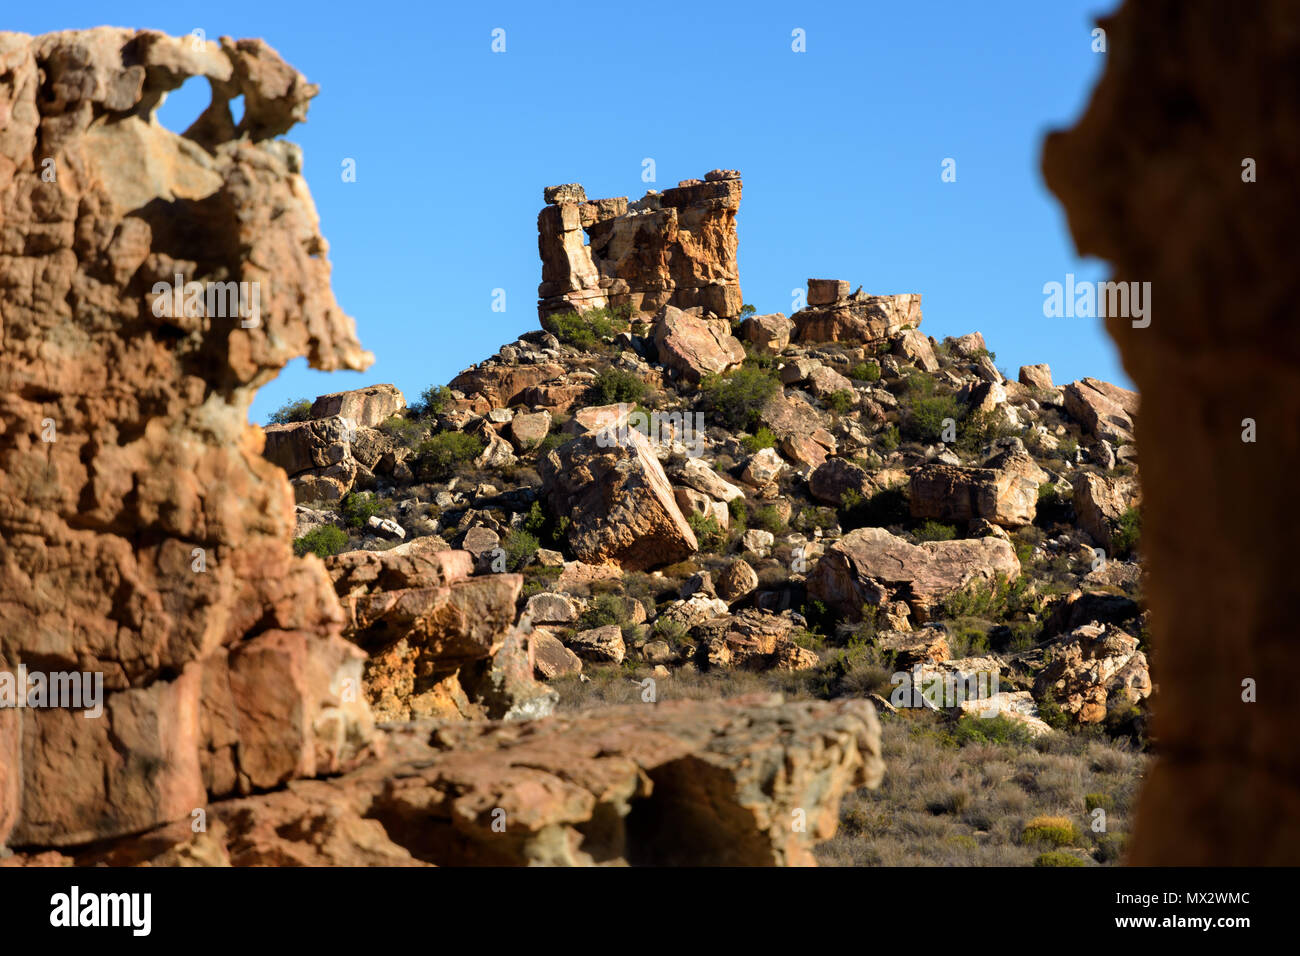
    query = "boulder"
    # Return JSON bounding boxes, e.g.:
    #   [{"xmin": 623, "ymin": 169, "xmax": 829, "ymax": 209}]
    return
[
  {"xmin": 892, "ymin": 328, "xmax": 939, "ymax": 372},
  {"xmin": 807, "ymin": 527, "xmax": 1021, "ymax": 621},
  {"xmin": 1063, "ymin": 377, "xmax": 1139, "ymax": 444},
  {"xmin": 696, "ymin": 610, "xmax": 820, "ymax": 671},
  {"xmin": 908, "ymin": 453, "xmax": 1048, "ymax": 528},
  {"xmin": 532, "ymin": 629, "xmax": 583, "ymax": 679},
  {"xmin": 507, "ymin": 409, "xmax": 553, "ymax": 449},
  {"xmin": 310, "ymin": 384, "xmax": 406, "ymax": 428},
  {"xmin": 792, "ymin": 292, "xmax": 922, "ymax": 345},
  {"xmin": 652, "ymin": 305, "xmax": 746, "ymax": 383},
  {"xmin": 524, "ymin": 592, "xmax": 582, "ymax": 626},
  {"xmin": 1019, "ymin": 364, "xmax": 1054, "ymax": 390},
  {"xmin": 539, "ymin": 427, "xmax": 698, "ymax": 570},
  {"xmin": 667, "ymin": 455, "xmax": 746, "ymax": 502},
  {"xmin": 741, "ymin": 447, "xmax": 785, "ymax": 487},
  {"xmin": 716, "ymin": 558, "xmax": 759, "ymax": 603},
  {"xmin": 263, "ymin": 415, "xmax": 356, "ymax": 476},
  {"xmin": 567, "ymin": 625, "xmax": 626, "ymax": 664},
  {"xmin": 741, "ymin": 312, "xmax": 794, "ymax": 353},
  {"xmin": 1072, "ymin": 473, "xmax": 1141, "ymax": 553},
  {"xmin": 809, "ymin": 458, "xmax": 875, "ymax": 505},
  {"xmin": 807, "ymin": 279, "xmax": 851, "ymax": 306}
]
